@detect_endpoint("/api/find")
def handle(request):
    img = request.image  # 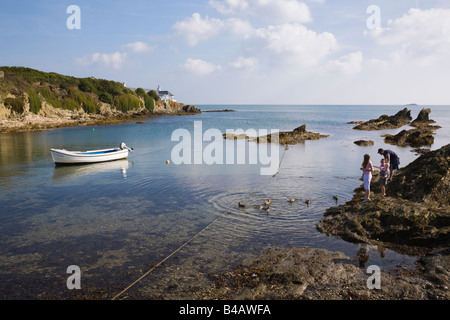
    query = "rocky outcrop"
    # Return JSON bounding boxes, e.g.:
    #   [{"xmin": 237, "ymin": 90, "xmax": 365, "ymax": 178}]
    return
[
  {"xmin": 223, "ymin": 124, "xmax": 329, "ymax": 145},
  {"xmin": 353, "ymin": 108, "xmax": 412, "ymax": 130},
  {"xmin": 382, "ymin": 109, "xmax": 441, "ymax": 148},
  {"xmin": 354, "ymin": 140, "xmax": 374, "ymax": 147},
  {"xmin": 411, "ymin": 108, "xmax": 436, "ymax": 126},
  {"xmin": 317, "ymin": 143, "xmax": 450, "ymax": 253},
  {"xmin": 152, "ymin": 100, "xmax": 201, "ymax": 115},
  {"xmin": 207, "ymin": 247, "xmax": 449, "ymax": 300}
]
